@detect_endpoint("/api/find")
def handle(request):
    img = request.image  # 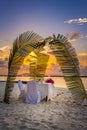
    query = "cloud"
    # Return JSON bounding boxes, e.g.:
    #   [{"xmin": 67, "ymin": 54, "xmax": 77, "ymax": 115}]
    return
[
  {"xmin": 0, "ymin": 50, "xmax": 3, "ymax": 53},
  {"xmin": 0, "ymin": 67, "xmax": 8, "ymax": 75},
  {"xmin": 85, "ymin": 35, "xmax": 87, "ymax": 38},
  {"xmin": 0, "ymin": 45, "xmax": 10, "ymax": 51},
  {"xmin": 78, "ymin": 53, "xmax": 87, "ymax": 56},
  {"xmin": 65, "ymin": 32, "xmax": 83, "ymax": 41},
  {"xmin": 45, "ymin": 63, "xmax": 62, "ymax": 76},
  {"xmin": 78, "ymin": 53, "xmax": 87, "ymax": 67},
  {"xmin": 64, "ymin": 18, "xmax": 87, "ymax": 25},
  {"xmin": 0, "ymin": 59, "xmax": 7, "ymax": 67},
  {"xmin": 80, "ymin": 66, "xmax": 87, "ymax": 76},
  {"xmin": 4, "ymin": 58, "xmax": 9, "ymax": 61}
]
